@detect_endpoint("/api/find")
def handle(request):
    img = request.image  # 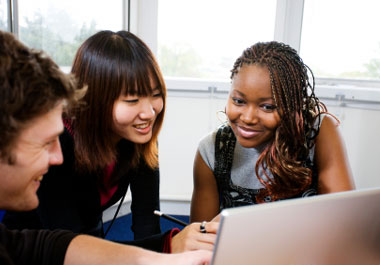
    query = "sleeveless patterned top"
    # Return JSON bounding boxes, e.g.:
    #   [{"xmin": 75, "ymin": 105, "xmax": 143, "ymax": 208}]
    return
[{"xmin": 214, "ymin": 124, "xmax": 318, "ymax": 210}]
